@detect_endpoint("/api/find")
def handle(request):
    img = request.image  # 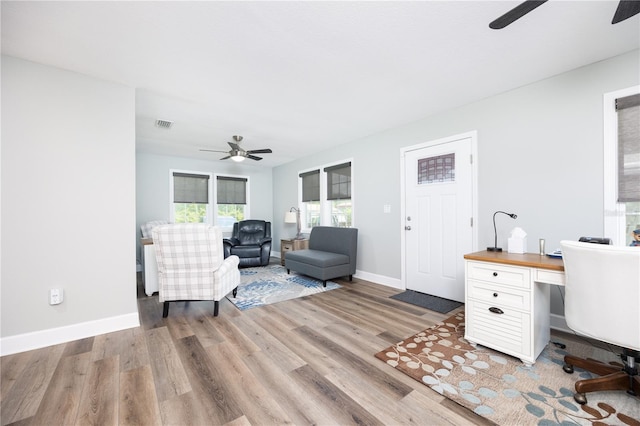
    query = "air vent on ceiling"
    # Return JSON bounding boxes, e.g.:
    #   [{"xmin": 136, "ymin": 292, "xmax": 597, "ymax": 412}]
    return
[{"xmin": 155, "ymin": 119, "xmax": 174, "ymax": 129}]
